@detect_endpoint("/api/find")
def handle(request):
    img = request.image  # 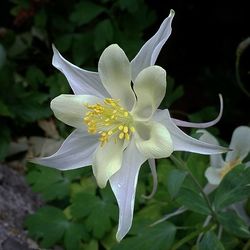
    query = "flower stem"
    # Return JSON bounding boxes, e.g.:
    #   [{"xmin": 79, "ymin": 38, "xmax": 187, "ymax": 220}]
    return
[
  {"xmin": 171, "ymin": 223, "xmax": 216, "ymax": 250},
  {"xmin": 170, "ymin": 155, "xmax": 217, "ymax": 220}
]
